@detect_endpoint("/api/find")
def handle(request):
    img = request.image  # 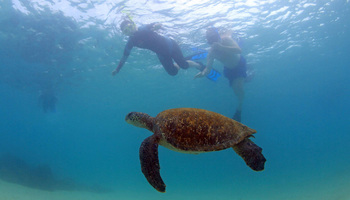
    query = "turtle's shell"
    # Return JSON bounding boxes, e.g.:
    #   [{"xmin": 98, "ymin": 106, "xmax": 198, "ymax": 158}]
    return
[{"xmin": 154, "ymin": 108, "xmax": 256, "ymax": 152}]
